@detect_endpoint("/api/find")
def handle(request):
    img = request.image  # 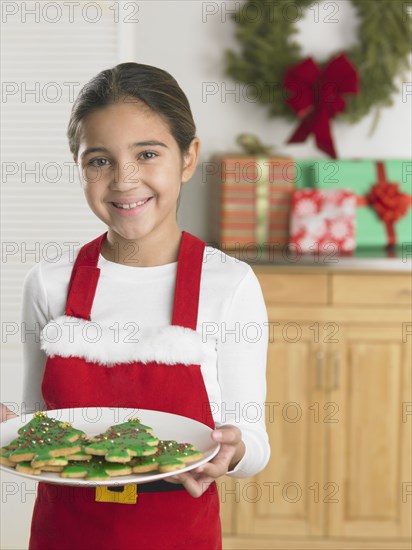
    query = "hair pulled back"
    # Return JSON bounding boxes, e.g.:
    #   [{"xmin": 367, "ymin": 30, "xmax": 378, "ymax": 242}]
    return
[{"xmin": 67, "ymin": 62, "xmax": 196, "ymax": 160}]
